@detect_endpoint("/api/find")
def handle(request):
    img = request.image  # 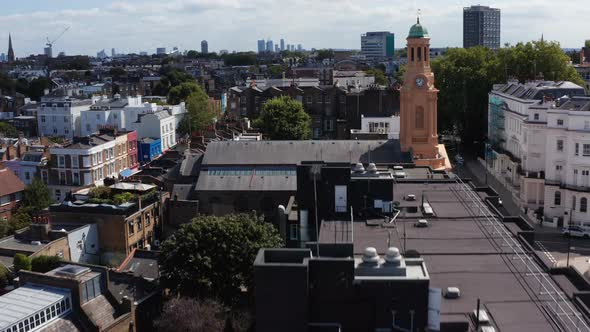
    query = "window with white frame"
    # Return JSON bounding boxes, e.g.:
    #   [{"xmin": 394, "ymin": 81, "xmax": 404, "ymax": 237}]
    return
[
  {"xmin": 557, "ymin": 119, "xmax": 564, "ymax": 126},
  {"xmin": 586, "ymin": 121, "xmax": 590, "ymax": 130},
  {"xmin": 534, "ymin": 113, "xmax": 539, "ymax": 120},
  {"xmin": 72, "ymin": 155, "xmax": 78, "ymax": 168},
  {"xmin": 58, "ymin": 155, "xmax": 65, "ymax": 167},
  {"xmin": 584, "ymin": 144, "xmax": 590, "ymax": 156}
]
